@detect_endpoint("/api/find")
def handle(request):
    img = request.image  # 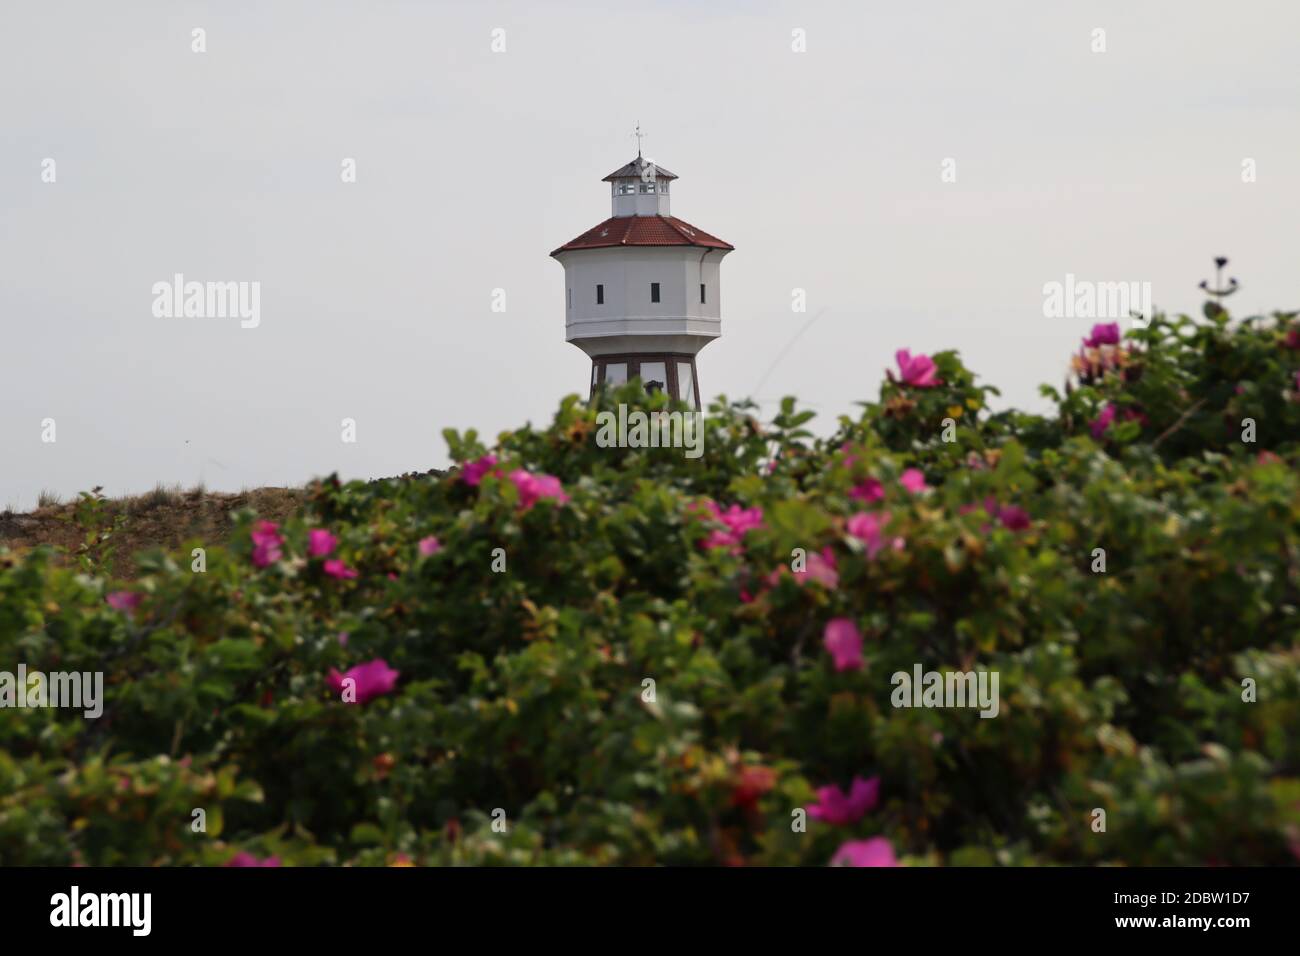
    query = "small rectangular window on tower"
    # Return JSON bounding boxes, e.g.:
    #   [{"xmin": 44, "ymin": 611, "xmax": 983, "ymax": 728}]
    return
[
  {"xmin": 650, "ymin": 282, "xmax": 660, "ymax": 303},
  {"xmin": 596, "ymin": 284, "xmax": 604, "ymax": 305},
  {"xmin": 700, "ymin": 284, "xmax": 706, "ymax": 304}
]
